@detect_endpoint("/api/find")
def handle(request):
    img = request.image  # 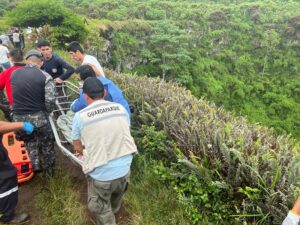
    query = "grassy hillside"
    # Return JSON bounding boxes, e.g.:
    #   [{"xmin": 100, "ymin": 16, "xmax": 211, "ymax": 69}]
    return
[
  {"xmin": 59, "ymin": 0, "xmax": 300, "ymax": 139},
  {"xmin": 0, "ymin": 1, "xmax": 299, "ymax": 224},
  {"xmin": 1, "ymin": 0, "xmax": 299, "ymax": 138},
  {"xmin": 109, "ymin": 70, "xmax": 300, "ymax": 224}
]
